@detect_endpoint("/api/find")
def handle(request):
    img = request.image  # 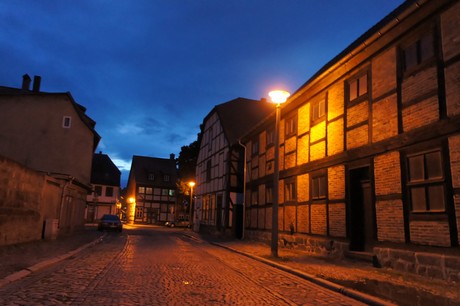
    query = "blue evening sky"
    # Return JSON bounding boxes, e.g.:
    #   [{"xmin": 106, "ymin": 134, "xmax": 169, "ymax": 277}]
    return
[{"xmin": 0, "ymin": 0, "xmax": 405, "ymax": 187}]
